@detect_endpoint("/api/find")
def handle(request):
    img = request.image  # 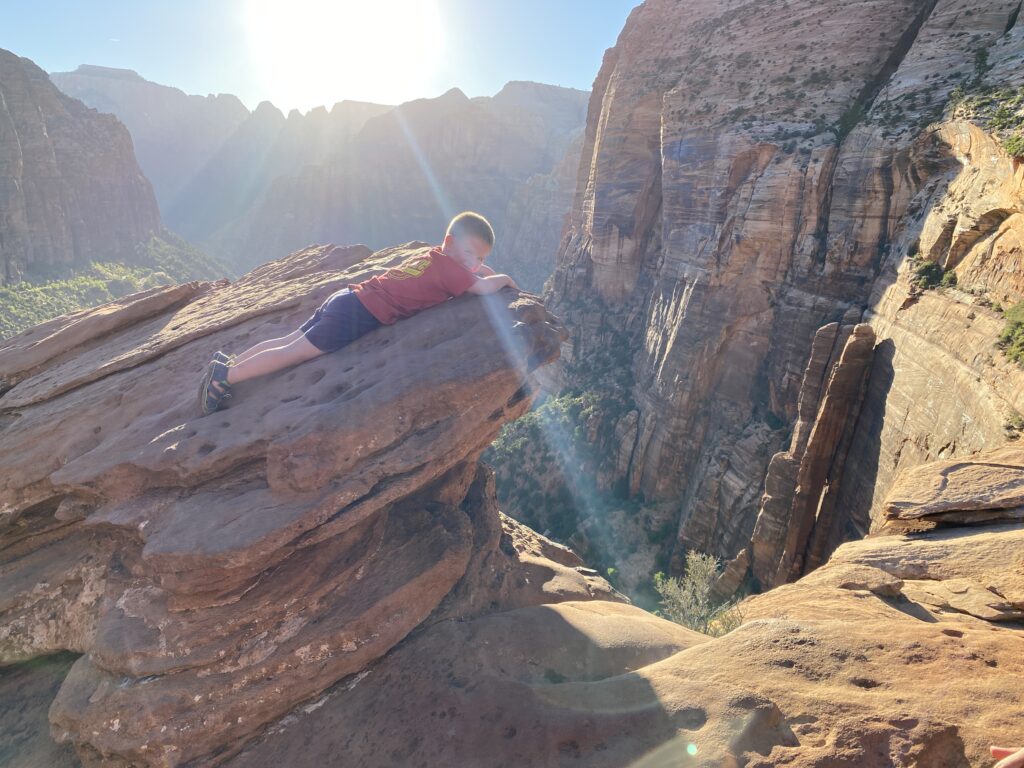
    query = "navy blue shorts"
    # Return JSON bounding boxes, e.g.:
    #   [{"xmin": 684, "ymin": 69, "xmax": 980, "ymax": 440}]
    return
[{"xmin": 299, "ymin": 288, "xmax": 381, "ymax": 353}]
